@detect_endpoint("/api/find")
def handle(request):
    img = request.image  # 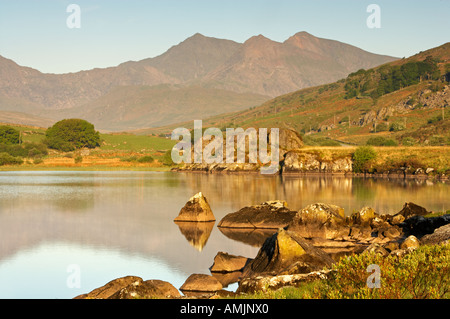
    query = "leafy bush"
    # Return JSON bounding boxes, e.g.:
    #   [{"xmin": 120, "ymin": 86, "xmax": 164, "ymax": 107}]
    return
[
  {"xmin": 0, "ymin": 126, "xmax": 20, "ymax": 145},
  {"xmin": 45, "ymin": 119, "xmax": 100, "ymax": 151},
  {"xmin": 0, "ymin": 152, "xmax": 23, "ymax": 166},
  {"xmin": 74, "ymin": 155, "xmax": 83, "ymax": 163},
  {"xmin": 313, "ymin": 244, "xmax": 450, "ymax": 299},
  {"xmin": 389, "ymin": 122, "xmax": 405, "ymax": 132},
  {"xmin": 161, "ymin": 149, "xmax": 175, "ymax": 166},
  {"xmin": 352, "ymin": 146, "xmax": 377, "ymax": 173},
  {"xmin": 0, "ymin": 142, "xmax": 47, "ymax": 158}
]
